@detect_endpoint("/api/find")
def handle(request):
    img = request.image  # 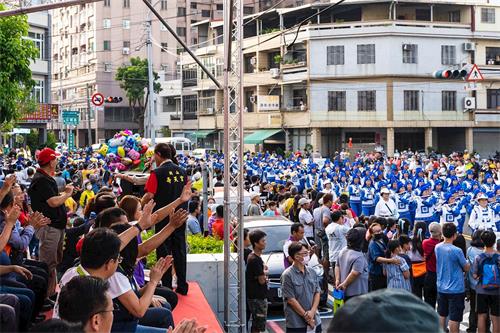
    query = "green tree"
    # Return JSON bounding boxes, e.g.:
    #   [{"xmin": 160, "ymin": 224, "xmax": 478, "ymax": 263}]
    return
[
  {"xmin": 46, "ymin": 131, "xmax": 57, "ymax": 149},
  {"xmin": 0, "ymin": 4, "xmax": 39, "ymax": 123},
  {"xmin": 115, "ymin": 57, "xmax": 162, "ymax": 135}
]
